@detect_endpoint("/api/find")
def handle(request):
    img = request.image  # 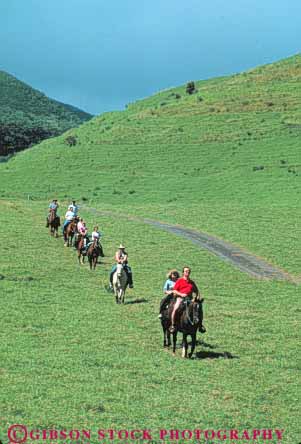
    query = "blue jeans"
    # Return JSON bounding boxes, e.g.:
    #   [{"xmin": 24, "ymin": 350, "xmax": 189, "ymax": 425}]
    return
[{"xmin": 62, "ymin": 220, "xmax": 71, "ymax": 233}]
